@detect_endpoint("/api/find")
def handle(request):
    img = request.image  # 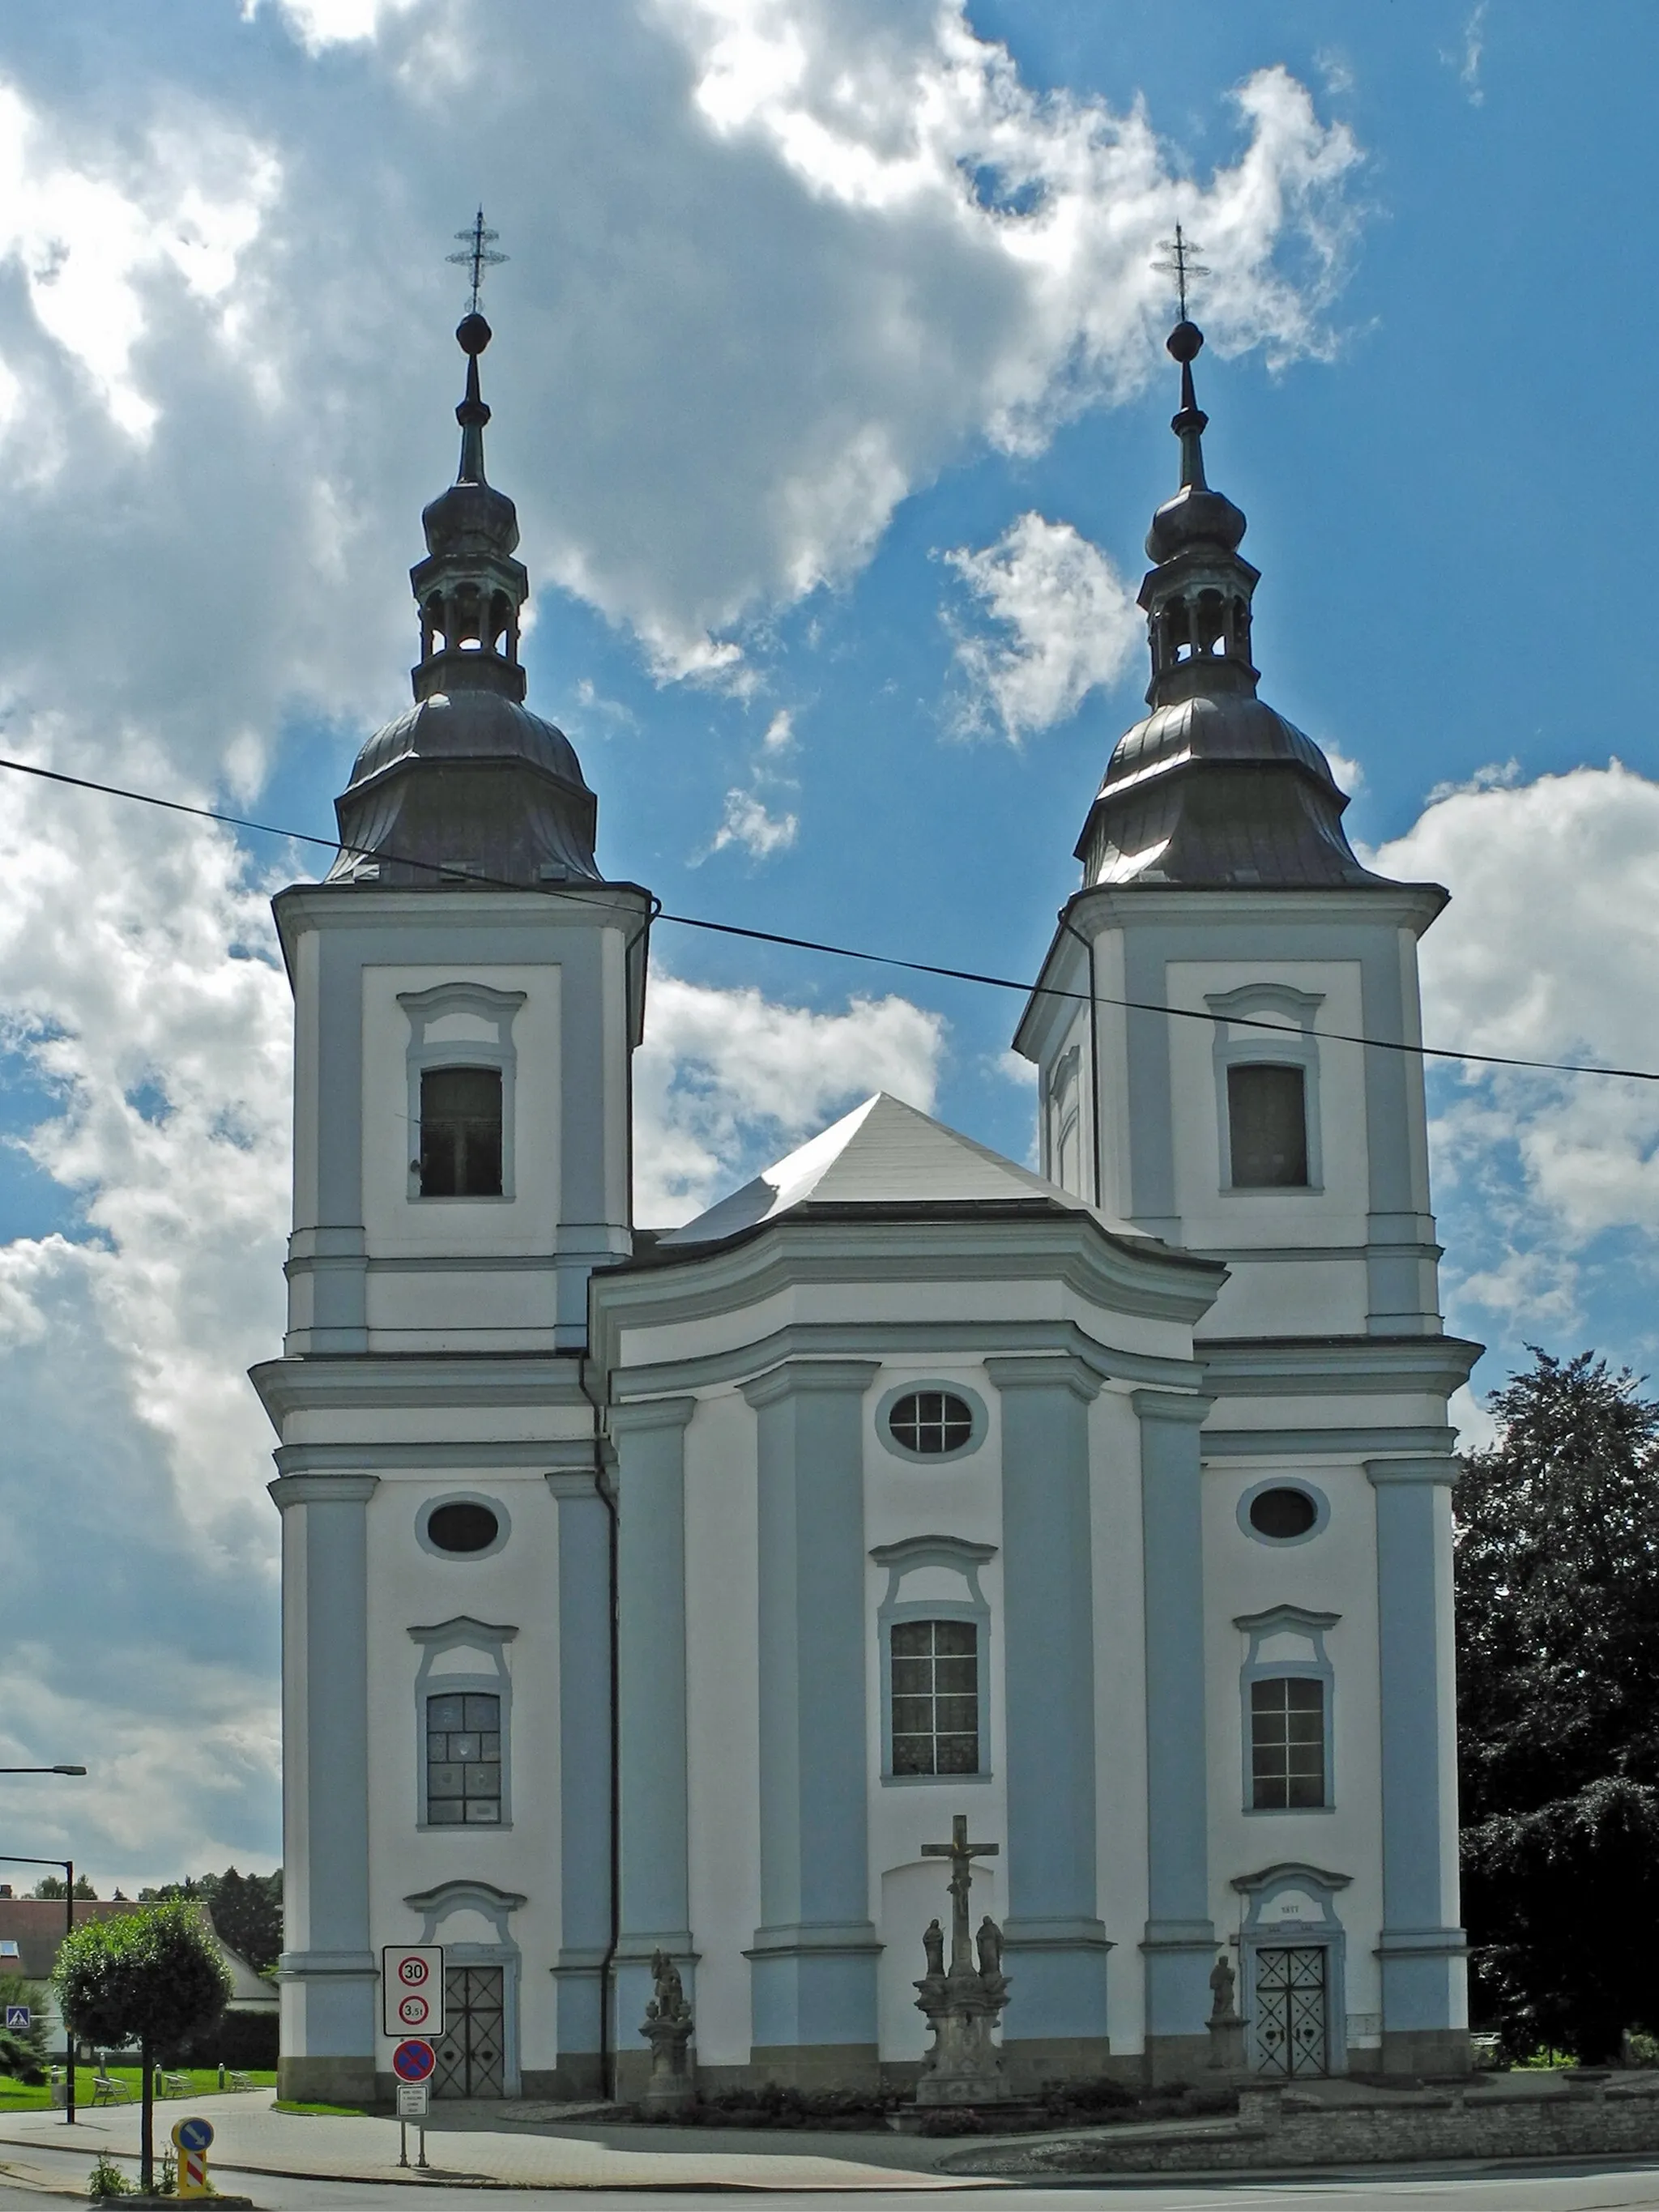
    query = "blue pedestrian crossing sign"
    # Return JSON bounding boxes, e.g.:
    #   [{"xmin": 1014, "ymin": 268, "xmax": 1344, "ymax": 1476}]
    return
[{"xmin": 4, "ymin": 2006, "xmax": 28, "ymax": 2030}]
